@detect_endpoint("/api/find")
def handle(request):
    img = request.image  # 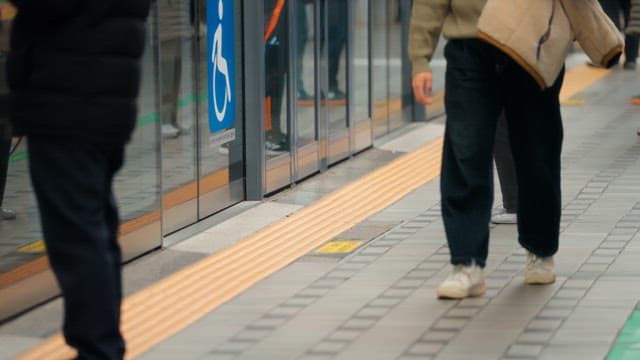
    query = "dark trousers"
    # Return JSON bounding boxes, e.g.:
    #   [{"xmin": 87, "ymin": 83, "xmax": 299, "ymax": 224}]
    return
[
  {"xmin": 494, "ymin": 111, "xmax": 518, "ymax": 213},
  {"xmin": 442, "ymin": 39, "xmax": 563, "ymax": 267},
  {"xmin": 320, "ymin": 0, "xmax": 347, "ymax": 90},
  {"xmin": 28, "ymin": 138, "xmax": 126, "ymax": 359},
  {"xmin": 0, "ymin": 132, "xmax": 9, "ymax": 208},
  {"xmin": 599, "ymin": 0, "xmax": 639, "ymax": 63}
]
